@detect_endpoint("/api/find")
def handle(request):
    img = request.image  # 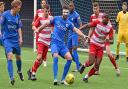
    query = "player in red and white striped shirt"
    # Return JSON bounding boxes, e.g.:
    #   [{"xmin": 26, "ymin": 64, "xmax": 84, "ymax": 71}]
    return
[
  {"xmin": 88, "ymin": 2, "xmax": 120, "ymax": 75},
  {"xmin": 28, "ymin": 5, "xmax": 53, "ymax": 81},
  {"xmin": 32, "ymin": 0, "xmax": 48, "ymax": 67},
  {"xmin": 79, "ymin": 14, "xmax": 115, "ymax": 82}
]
